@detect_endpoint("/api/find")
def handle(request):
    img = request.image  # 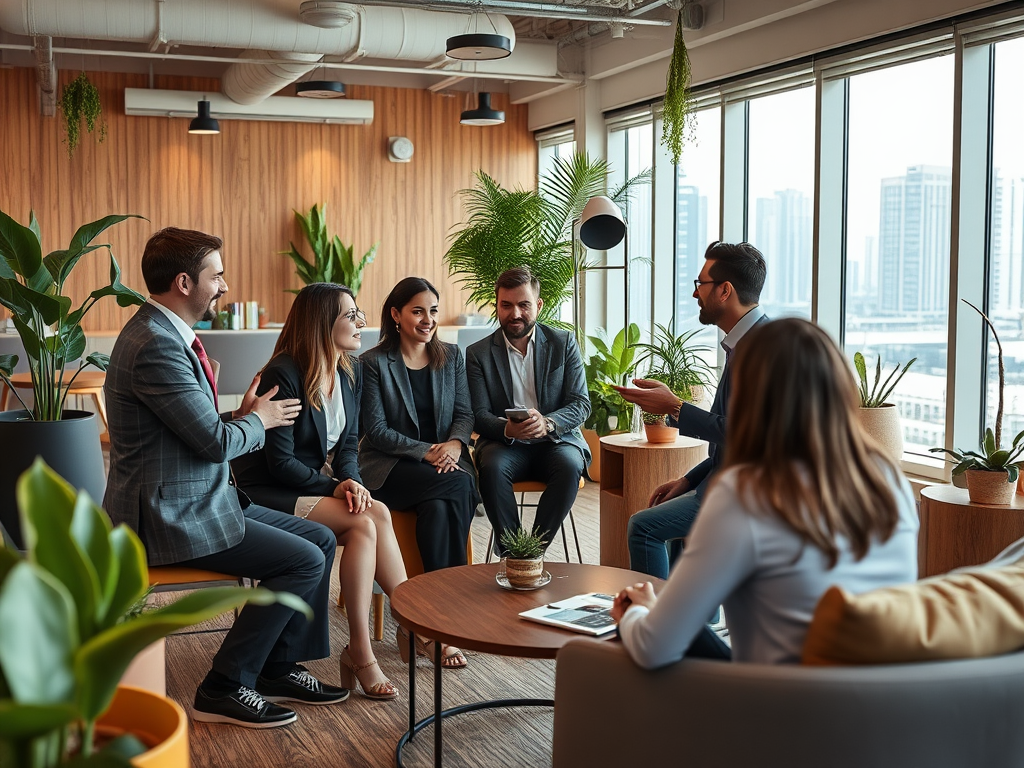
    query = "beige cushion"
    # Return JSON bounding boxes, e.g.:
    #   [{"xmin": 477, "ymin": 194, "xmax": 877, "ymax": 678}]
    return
[{"xmin": 802, "ymin": 564, "xmax": 1024, "ymax": 665}]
